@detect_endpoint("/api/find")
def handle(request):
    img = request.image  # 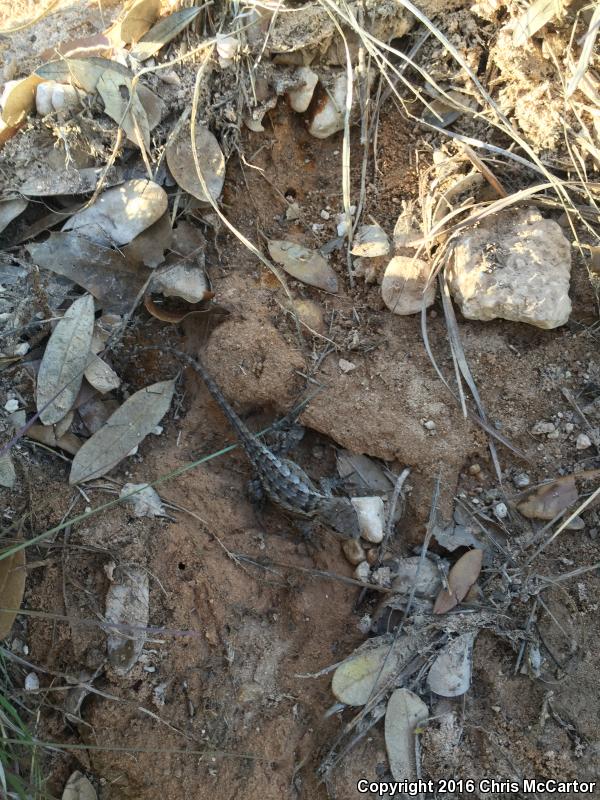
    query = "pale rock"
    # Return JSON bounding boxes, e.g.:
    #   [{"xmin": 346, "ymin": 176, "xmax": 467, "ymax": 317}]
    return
[
  {"xmin": 4, "ymin": 398, "xmax": 18, "ymax": 412},
  {"xmin": 576, "ymin": 433, "xmax": 592, "ymax": 450},
  {"xmin": 342, "ymin": 538, "xmax": 366, "ymax": 565},
  {"xmin": 286, "ymin": 202, "xmax": 301, "ymax": 221},
  {"xmin": 351, "ymin": 223, "xmax": 390, "ymax": 258},
  {"xmin": 351, "ymin": 496, "xmax": 385, "ymax": 543},
  {"xmin": 339, "ymin": 358, "xmax": 356, "ymax": 373},
  {"xmin": 287, "ymin": 66, "xmax": 318, "ymax": 112},
  {"xmin": 494, "ymin": 502, "xmax": 508, "ymax": 520},
  {"xmin": 447, "ymin": 208, "xmax": 572, "ymax": 329},
  {"xmin": 308, "ymin": 73, "xmax": 347, "ymax": 139},
  {"xmin": 24, "ymin": 672, "xmax": 39, "ymax": 692},
  {"xmin": 381, "ymin": 256, "xmax": 436, "ymax": 315},
  {"xmin": 36, "ymin": 81, "xmax": 56, "ymax": 115},
  {"xmin": 354, "ymin": 560, "xmax": 371, "ymax": 582},
  {"xmin": 153, "ymin": 263, "xmax": 210, "ymax": 303},
  {"xmin": 52, "ymin": 83, "xmax": 82, "ymax": 111}
]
